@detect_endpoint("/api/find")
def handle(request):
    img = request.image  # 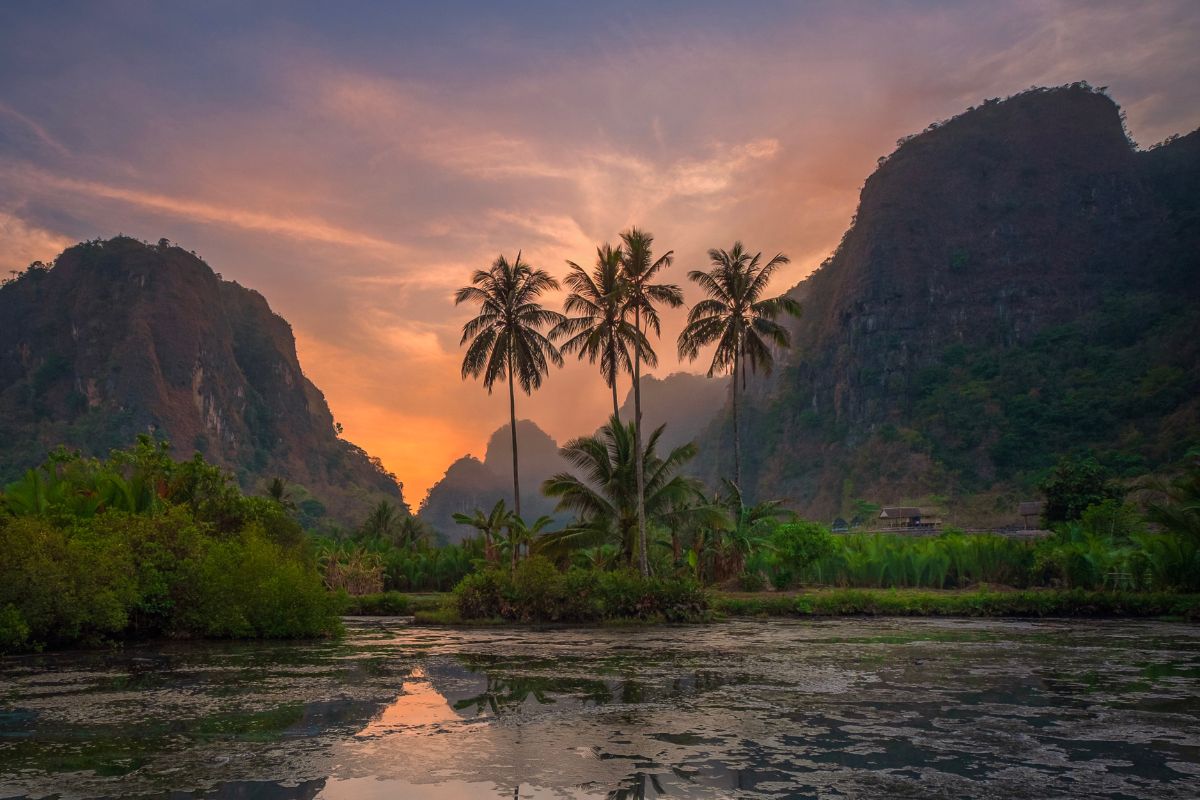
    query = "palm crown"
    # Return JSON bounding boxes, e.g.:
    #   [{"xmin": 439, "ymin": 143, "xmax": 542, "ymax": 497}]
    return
[
  {"xmin": 542, "ymin": 416, "xmax": 705, "ymax": 564},
  {"xmin": 455, "ymin": 252, "xmax": 565, "ymax": 393},
  {"xmin": 677, "ymin": 241, "xmax": 800, "ymax": 382},
  {"xmin": 551, "ymin": 243, "xmax": 653, "ymax": 416}
]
